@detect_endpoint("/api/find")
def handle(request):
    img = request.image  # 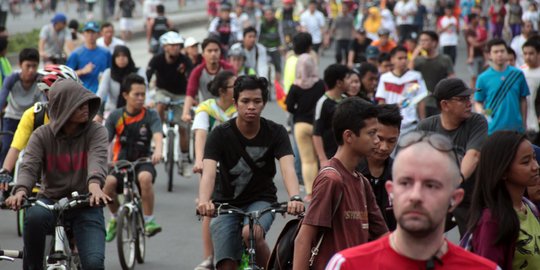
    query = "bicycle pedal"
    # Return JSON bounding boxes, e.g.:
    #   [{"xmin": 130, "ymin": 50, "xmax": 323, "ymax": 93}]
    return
[{"xmin": 48, "ymin": 252, "xmax": 68, "ymax": 262}]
